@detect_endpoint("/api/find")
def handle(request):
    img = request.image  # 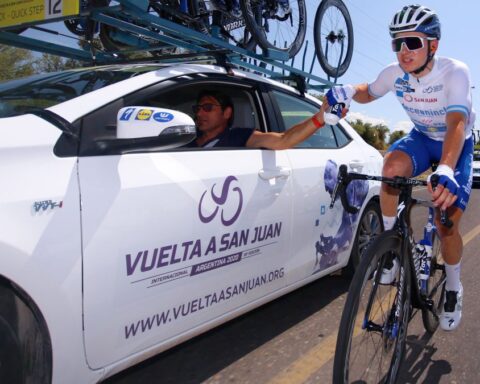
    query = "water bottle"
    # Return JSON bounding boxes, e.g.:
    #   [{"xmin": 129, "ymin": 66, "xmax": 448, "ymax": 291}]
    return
[
  {"xmin": 324, "ymin": 102, "xmax": 345, "ymax": 125},
  {"xmin": 418, "ymin": 243, "xmax": 432, "ymax": 293}
]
